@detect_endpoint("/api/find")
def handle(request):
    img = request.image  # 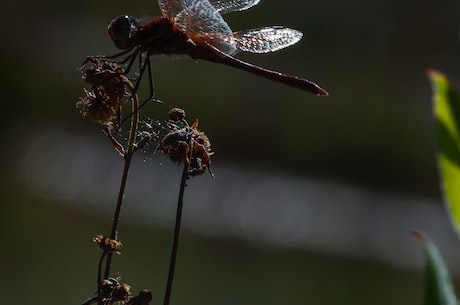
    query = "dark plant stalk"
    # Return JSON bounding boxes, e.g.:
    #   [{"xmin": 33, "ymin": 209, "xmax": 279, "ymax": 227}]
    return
[
  {"xmin": 163, "ymin": 162, "xmax": 189, "ymax": 305},
  {"xmin": 103, "ymin": 82, "xmax": 139, "ymax": 280},
  {"xmin": 97, "ymin": 251, "xmax": 108, "ymax": 293}
]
